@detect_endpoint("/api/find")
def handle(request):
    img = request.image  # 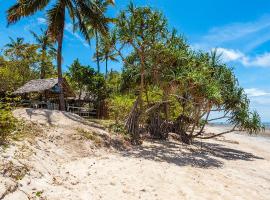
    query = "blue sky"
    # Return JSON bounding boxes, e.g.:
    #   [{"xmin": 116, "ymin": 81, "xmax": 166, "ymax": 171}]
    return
[{"xmin": 1, "ymin": 0, "xmax": 270, "ymax": 121}]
